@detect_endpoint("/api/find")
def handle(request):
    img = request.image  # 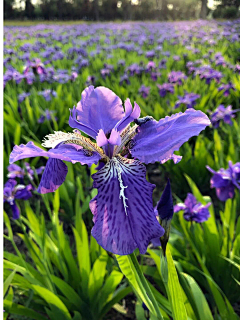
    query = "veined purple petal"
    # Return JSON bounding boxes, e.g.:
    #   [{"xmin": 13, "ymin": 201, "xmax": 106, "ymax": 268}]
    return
[
  {"xmin": 10, "ymin": 141, "xmax": 101, "ymax": 166},
  {"xmin": 90, "ymin": 157, "xmax": 164, "ymax": 255},
  {"xmin": 37, "ymin": 158, "xmax": 68, "ymax": 194},
  {"xmin": 70, "ymin": 86, "xmax": 124, "ymax": 137},
  {"xmin": 130, "ymin": 109, "xmax": 210, "ymax": 164}
]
